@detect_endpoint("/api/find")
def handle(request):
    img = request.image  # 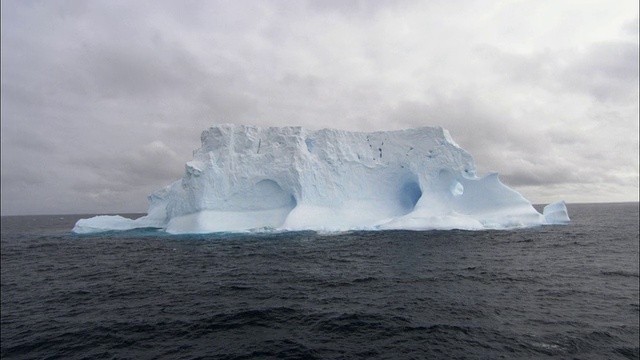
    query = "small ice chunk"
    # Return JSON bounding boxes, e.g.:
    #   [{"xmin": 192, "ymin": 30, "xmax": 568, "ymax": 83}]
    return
[{"xmin": 543, "ymin": 201, "xmax": 570, "ymax": 224}]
